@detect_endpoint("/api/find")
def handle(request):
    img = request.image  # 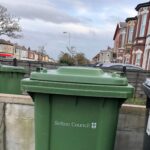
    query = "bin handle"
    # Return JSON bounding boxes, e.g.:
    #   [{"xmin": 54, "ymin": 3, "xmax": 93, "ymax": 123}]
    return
[{"xmin": 36, "ymin": 67, "xmax": 47, "ymax": 73}]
